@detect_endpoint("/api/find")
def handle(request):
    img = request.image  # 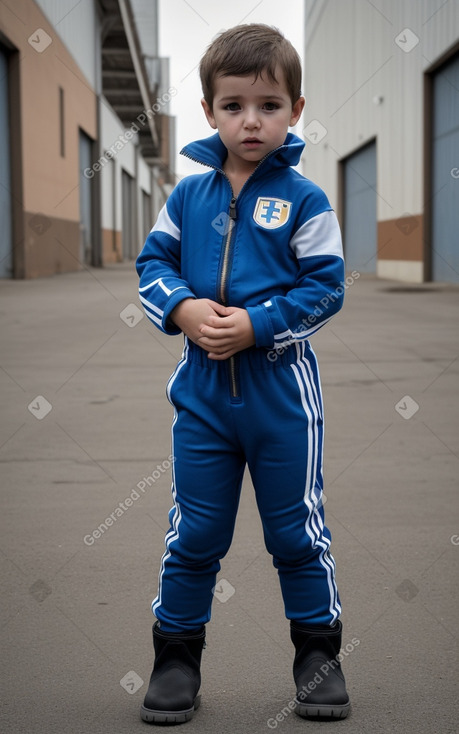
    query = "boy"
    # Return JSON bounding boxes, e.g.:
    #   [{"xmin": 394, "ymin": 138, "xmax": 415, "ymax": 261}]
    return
[{"xmin": 136, "ymin": 24, "xmax": 350, "ymax": 724}]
